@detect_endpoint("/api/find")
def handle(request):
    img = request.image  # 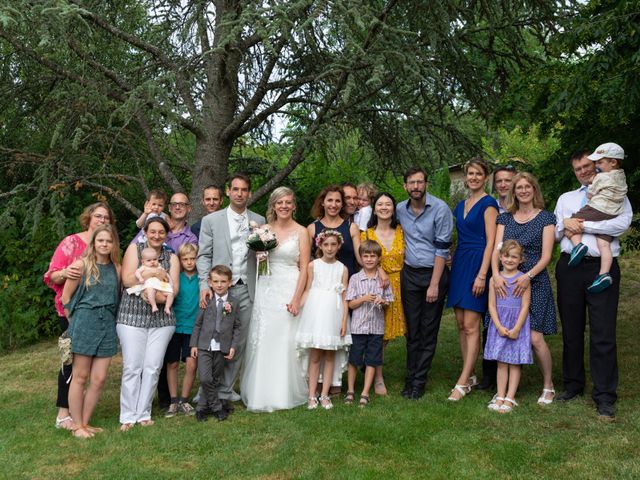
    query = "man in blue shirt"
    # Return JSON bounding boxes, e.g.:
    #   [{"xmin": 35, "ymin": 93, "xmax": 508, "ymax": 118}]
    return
[{"xmin": 396, "ymin": 167, "xmax": 453, "ymax": 399}]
